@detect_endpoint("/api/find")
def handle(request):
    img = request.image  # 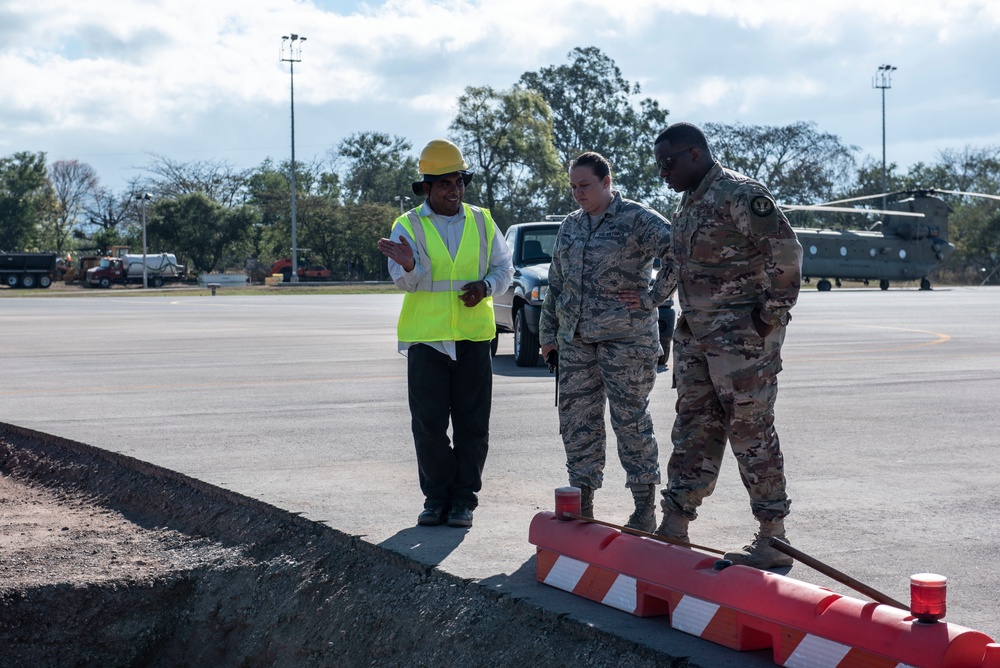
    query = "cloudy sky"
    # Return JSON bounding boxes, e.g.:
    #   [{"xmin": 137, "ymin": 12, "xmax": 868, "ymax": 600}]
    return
[{"xmin": 2, "ymin": 0, "xmax": 998, "ymax": 195}]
